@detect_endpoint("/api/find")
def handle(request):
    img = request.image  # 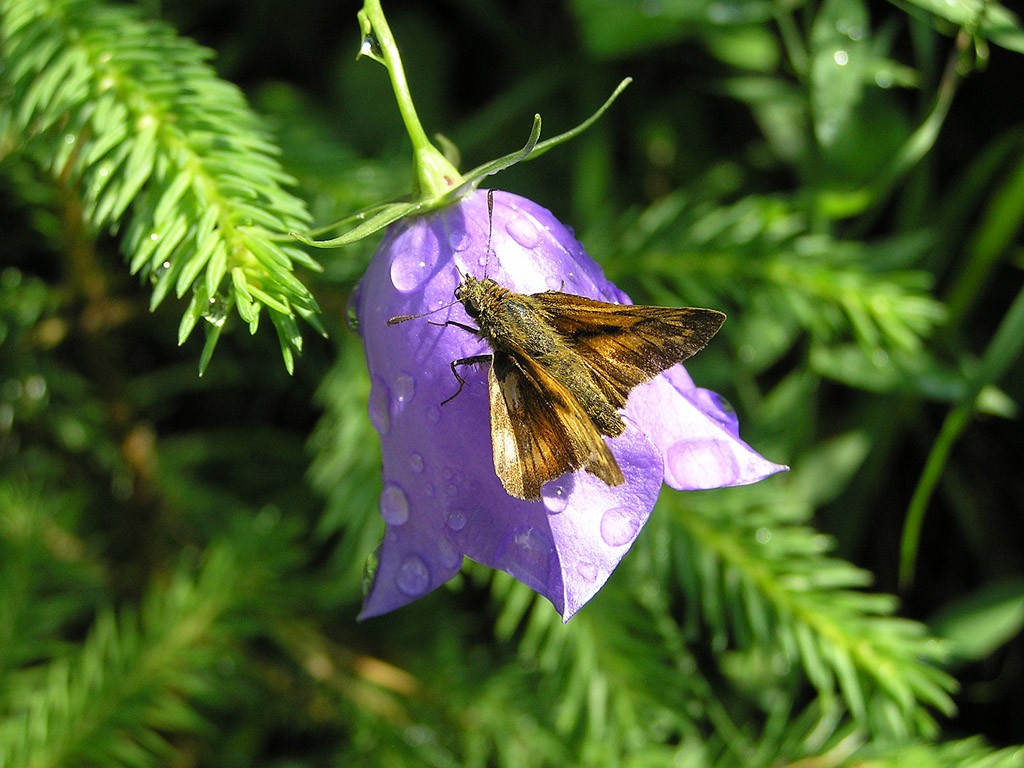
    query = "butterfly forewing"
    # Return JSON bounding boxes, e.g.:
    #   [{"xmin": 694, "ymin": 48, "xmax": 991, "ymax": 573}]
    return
[
  {"xmin": 529, "ymin": 292, "xmax": 726, "ymax": 406},
  {"xmin": 488, "ymin": 351, "xmax": 624, "ymax": 500}
]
